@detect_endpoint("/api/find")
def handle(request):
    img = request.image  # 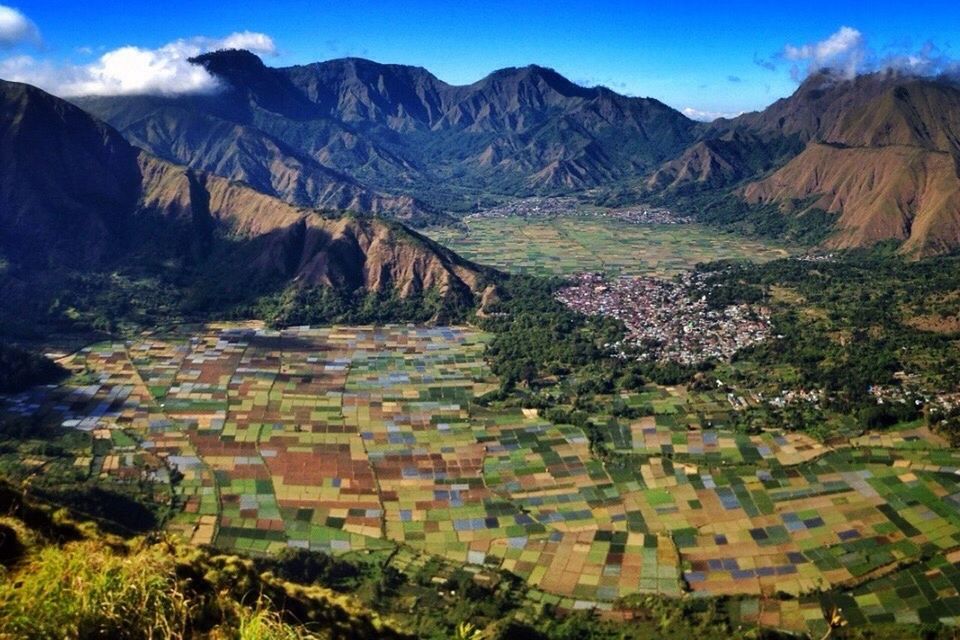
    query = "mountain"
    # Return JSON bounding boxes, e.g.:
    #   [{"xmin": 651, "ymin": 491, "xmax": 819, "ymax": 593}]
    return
[
  {"xmin": 75, "ymin": 52, "xmax": 441, "ymax": 226},
  {"xmin": 644, "ymin": 71, "xmax": 912, "ymax": 196},
  {"xmin": 740, "ymin": 72, "xmax": 960, "ymax": 256},
  {"xmin": 17, "ymin": 51, "xmax": 960, "ymax": 257},
  {"xmin": 0, "ymin": 79, "xmax": 495, "ymax": 330},
  {"xmin": 0, "ymin": 80, "xmax": 143, "ymax": 268},
  {"xmin": 75, "ymin": 50, "xmax": 699, "ymax": 213},
  {"xmin": 647, "ymin": 70, "xmax": 960, "ymax": 256},
  {"xmin": 644, "ymin": 131, "xmax": 774, "ymax": 192}
]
